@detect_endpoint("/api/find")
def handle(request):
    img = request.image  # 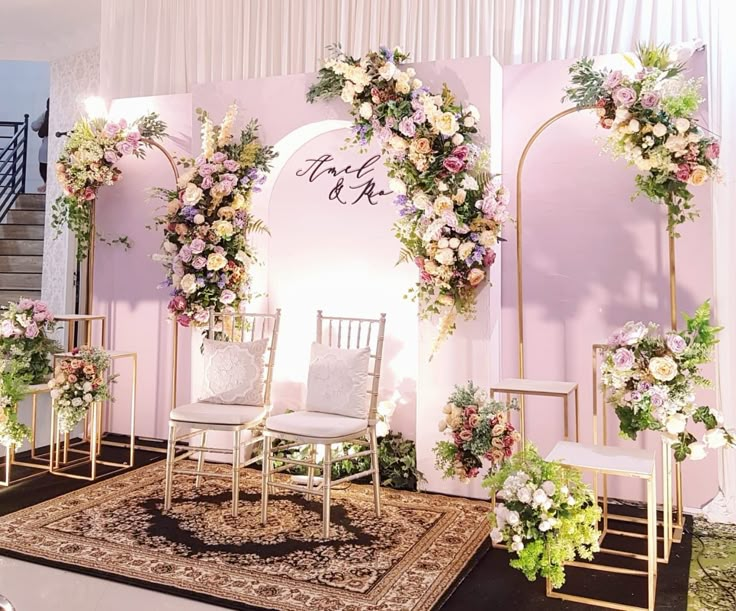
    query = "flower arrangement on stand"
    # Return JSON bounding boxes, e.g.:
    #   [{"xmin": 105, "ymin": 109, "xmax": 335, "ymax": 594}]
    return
[
  {"xmin": 564, "ymin": 43, "xmax": 720, "ymax": 237},
  {"xmin": 53, "ymin": 113, "xmax": 168, "ymax": 259},
  {"xmin": 153, "ymin": 105, "xmax": 276, "ymax": 327},
  {"xmin": 483, "ymin": 445, "xmax": 602, "ymax": 588},
  {"xmin": 0, "ymin": 298, "xmax": 61, "ymax": 383},
  {"xmin": 433, "ymin": 382, "xmax": 519, "ymax": 480},
  {"xmin": 0, "ymin": 360, "xmax": 31, "ymax": 448},
  {"xmin": 47, "ymin": 347, "xmax": 115, "ymax": 434},
  {"xmin": 601, "ymin": 301, "xmax": 733, "ymax": 461},
  {"xmin": 308, "ymin": 46, "xmax": 509, "ymax": 352}
]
